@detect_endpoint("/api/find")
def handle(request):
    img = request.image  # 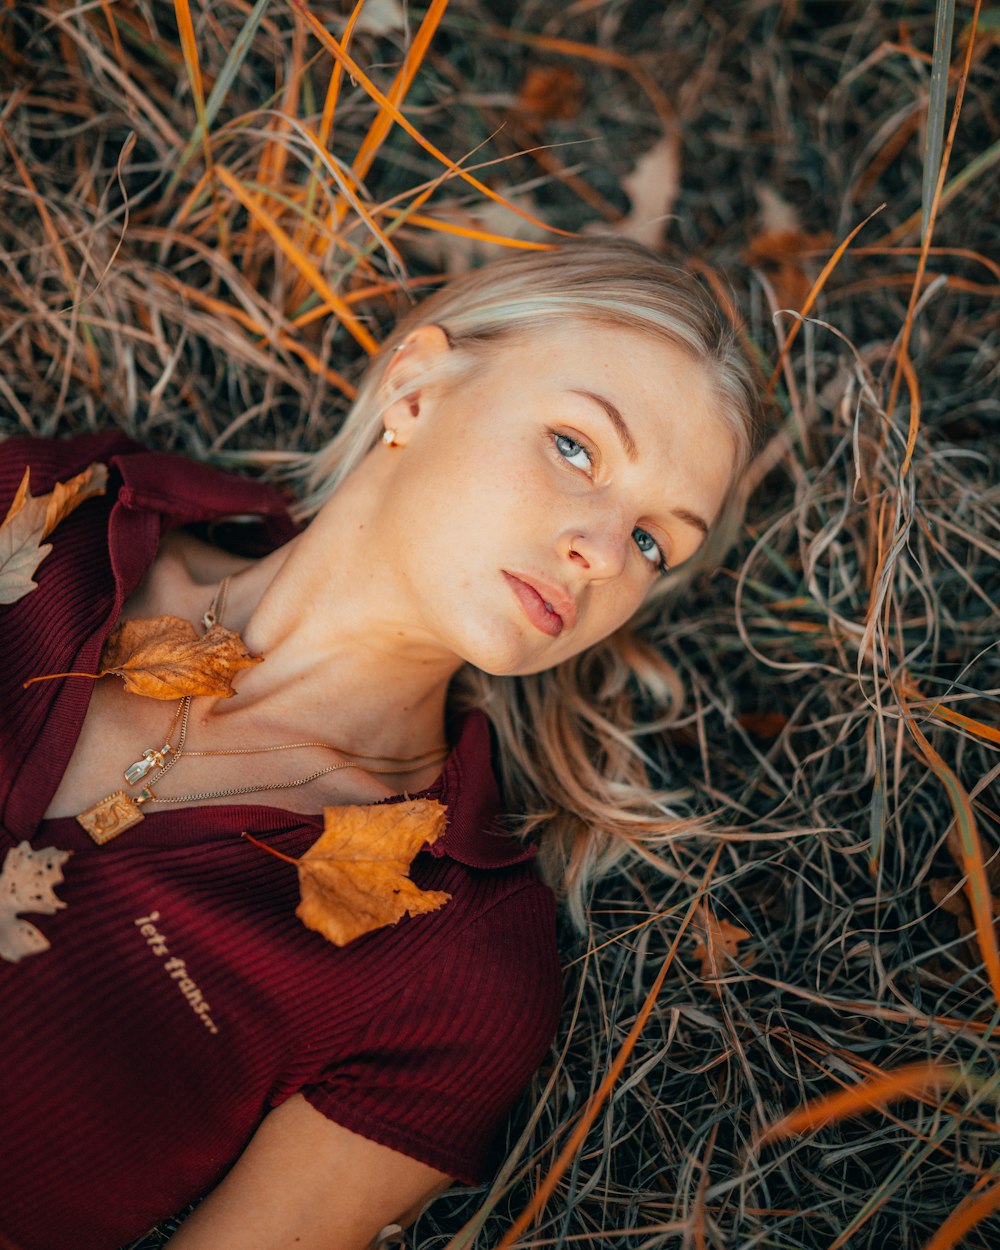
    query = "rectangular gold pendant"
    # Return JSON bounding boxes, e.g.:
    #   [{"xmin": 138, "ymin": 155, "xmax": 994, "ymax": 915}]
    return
[{"xmin": 76, "ymin": 791, "xmax": 145, "ymax": 844}]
